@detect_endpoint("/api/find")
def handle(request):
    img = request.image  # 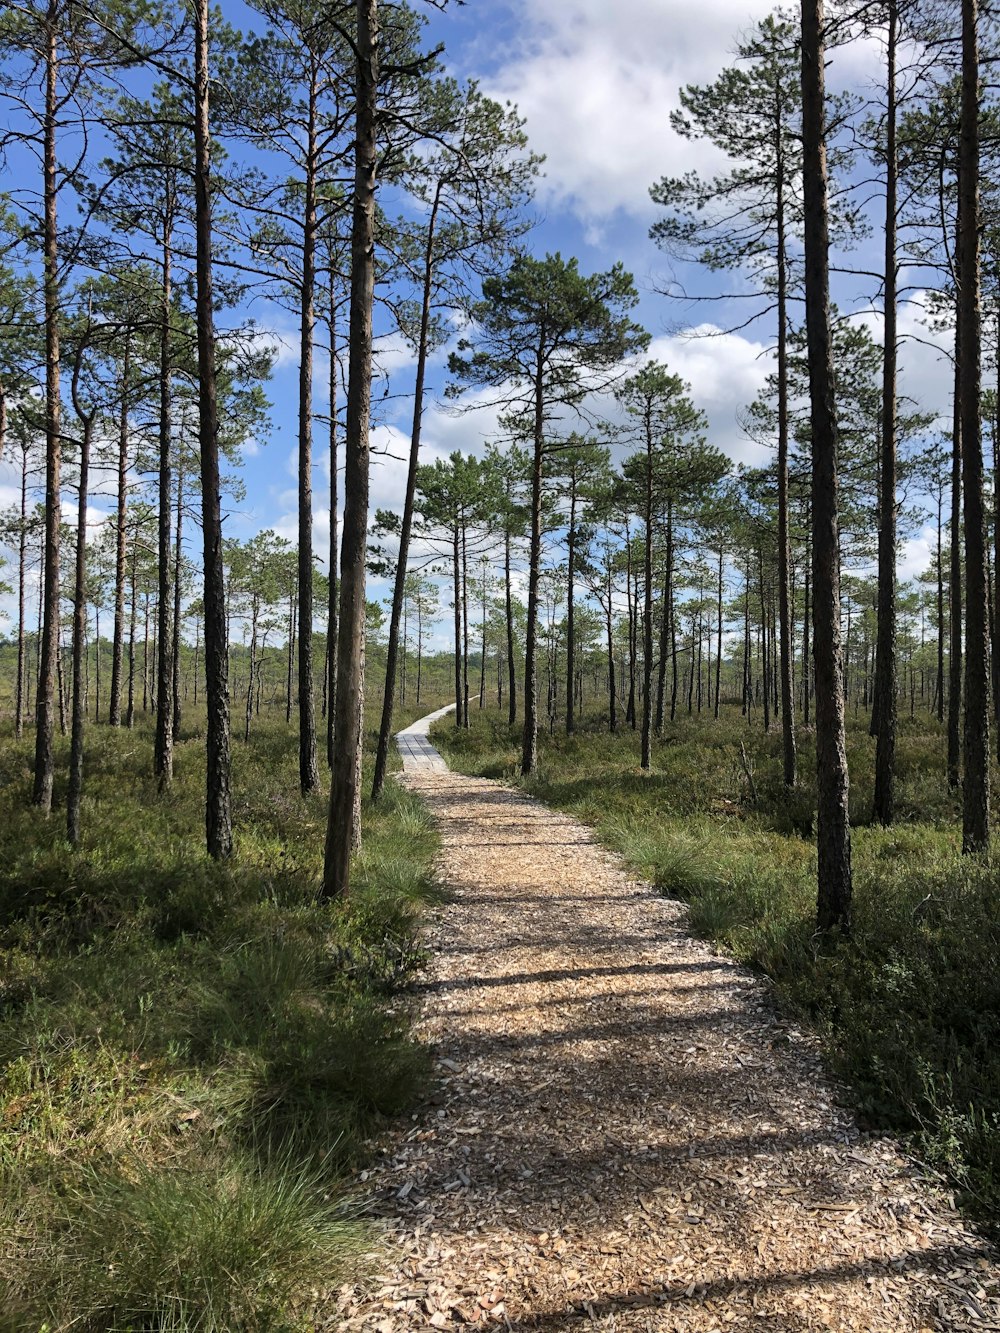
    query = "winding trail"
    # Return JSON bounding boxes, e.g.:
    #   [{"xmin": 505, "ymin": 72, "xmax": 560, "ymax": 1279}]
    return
[{"xmin": 335, "ymin": 711, "xmax": 1000, "ymax": 1332}]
